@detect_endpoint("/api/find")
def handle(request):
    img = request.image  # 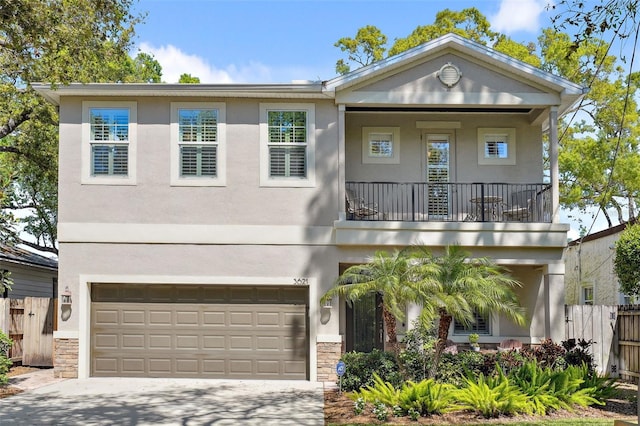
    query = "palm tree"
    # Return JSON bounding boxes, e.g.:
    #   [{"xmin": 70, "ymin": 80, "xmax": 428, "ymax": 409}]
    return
[
  {"xmin": 320, "ymin": 249, "xmax": 418, "ymax": 357},
  {"xmin": 411, "ymin": 244, "xmax": 526, "ymax": 377}
]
